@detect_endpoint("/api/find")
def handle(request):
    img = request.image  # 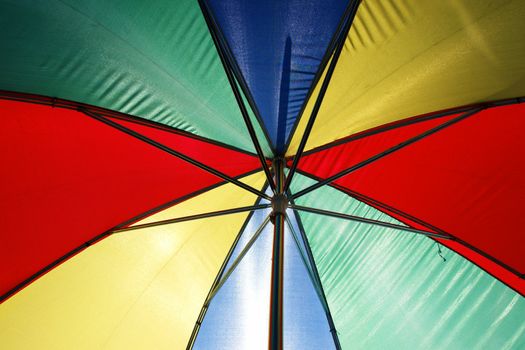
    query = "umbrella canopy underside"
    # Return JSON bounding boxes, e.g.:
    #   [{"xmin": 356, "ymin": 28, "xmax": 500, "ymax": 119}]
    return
[{"xmin": 1, "ymin": 0, "xmax": 524, "ymax": 349}]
